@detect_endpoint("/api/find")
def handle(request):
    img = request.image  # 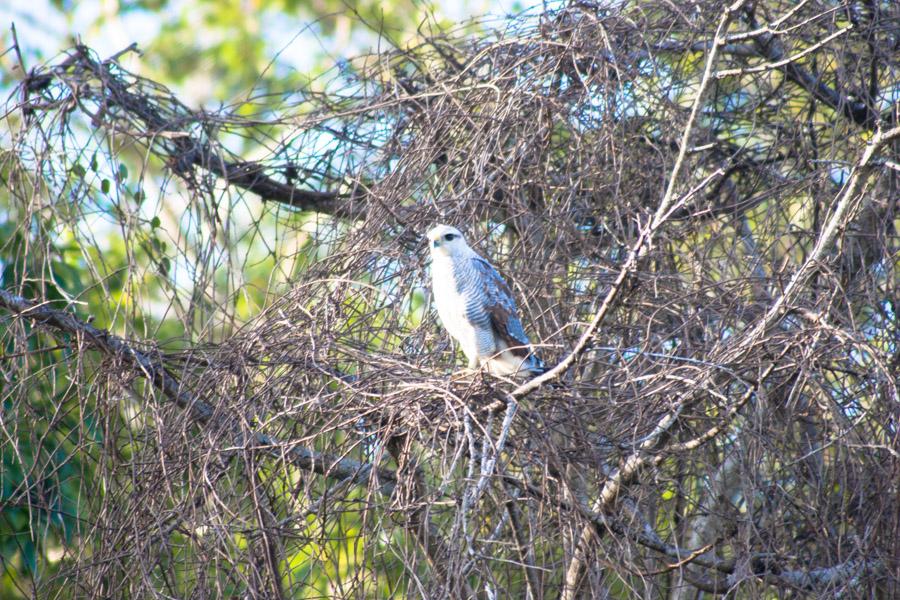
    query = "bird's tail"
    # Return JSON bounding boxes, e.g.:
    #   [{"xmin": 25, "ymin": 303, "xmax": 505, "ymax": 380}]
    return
[{"xmin": 525, "ymin": 354, "xmax": 548, "ymax": 378}]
